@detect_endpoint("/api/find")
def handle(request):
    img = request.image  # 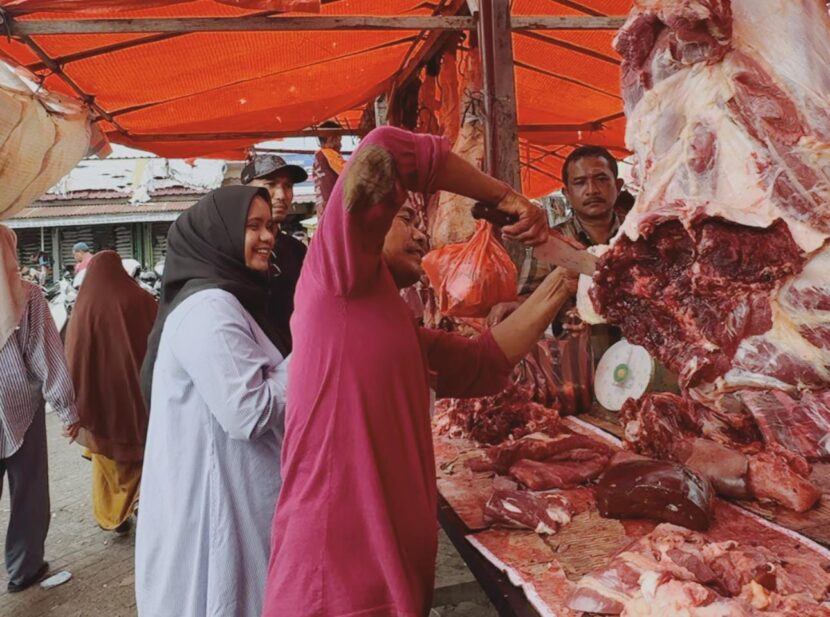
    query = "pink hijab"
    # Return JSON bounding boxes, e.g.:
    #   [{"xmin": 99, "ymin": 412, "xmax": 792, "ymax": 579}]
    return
[{"xmin": 0, "ymin": 225, "xmax": 26, "ymax": 351}]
